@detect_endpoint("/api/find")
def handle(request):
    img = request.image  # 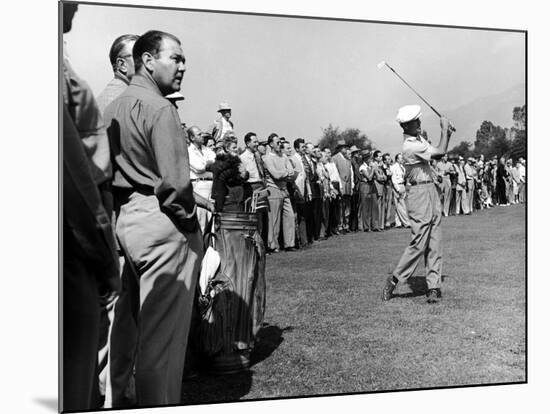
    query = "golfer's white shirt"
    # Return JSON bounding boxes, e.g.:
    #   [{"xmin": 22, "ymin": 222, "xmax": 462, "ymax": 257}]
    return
[{"xmin": 402, "ymin": 135, "xmax": 435, "ymax": 183}]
